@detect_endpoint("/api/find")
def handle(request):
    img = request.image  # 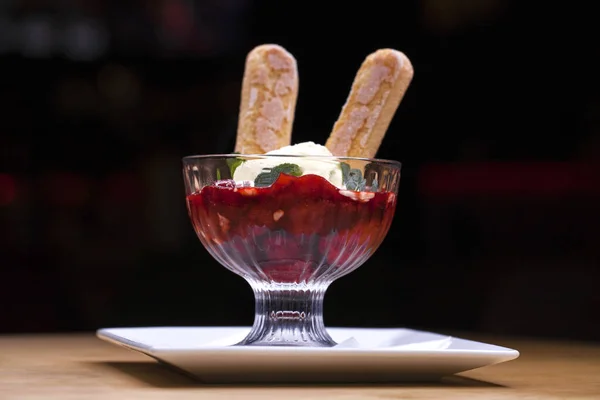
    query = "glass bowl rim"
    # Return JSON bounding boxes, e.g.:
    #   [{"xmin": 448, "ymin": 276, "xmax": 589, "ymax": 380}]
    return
[{"xmin": 182, "ymin": 153, "xmax": 402, "ymax": 168}]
